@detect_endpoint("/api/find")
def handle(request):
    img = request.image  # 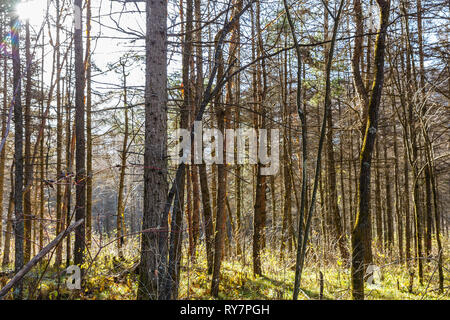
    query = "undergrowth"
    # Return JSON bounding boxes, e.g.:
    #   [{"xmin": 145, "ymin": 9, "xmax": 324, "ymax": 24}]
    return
[{"xmin": 0, "ymin": 236, "xmax": 448, "ymax": 300}]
